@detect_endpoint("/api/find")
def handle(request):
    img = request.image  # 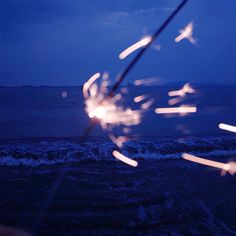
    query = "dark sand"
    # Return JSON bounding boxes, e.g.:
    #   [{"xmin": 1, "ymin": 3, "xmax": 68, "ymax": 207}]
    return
[{"xmin": 0, "ymin": 159, "xmax": 236, "ymax": 236}]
